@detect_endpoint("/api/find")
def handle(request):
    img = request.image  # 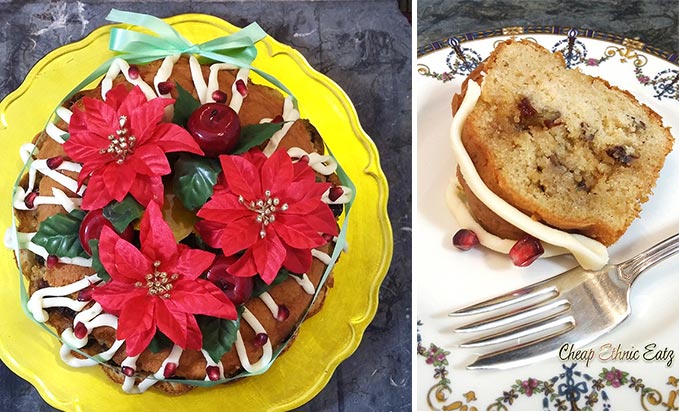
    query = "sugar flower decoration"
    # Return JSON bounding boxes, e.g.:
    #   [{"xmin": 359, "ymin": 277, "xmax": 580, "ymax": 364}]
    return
[
  {"xmin": 64, "ymin": 84, "xmax": 203, "ymax": 210},
  {"xmin": 195, "ymin": 148, "xmax": 338, "ymax": 284},
  {"xmin": 91, "ymin": 202, "xmax": 236, "ymax": 357}
]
